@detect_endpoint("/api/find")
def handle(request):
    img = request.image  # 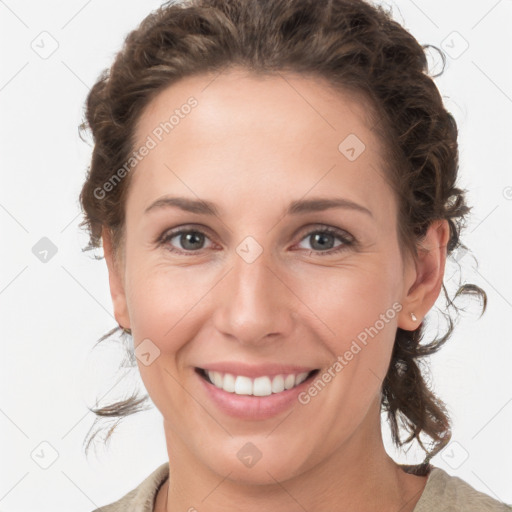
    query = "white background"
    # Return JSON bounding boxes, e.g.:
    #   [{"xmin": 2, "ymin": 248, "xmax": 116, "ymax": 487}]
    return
[{"xmin": 1, "ymin": 0, "xmax": 511, "ymax": 510}]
